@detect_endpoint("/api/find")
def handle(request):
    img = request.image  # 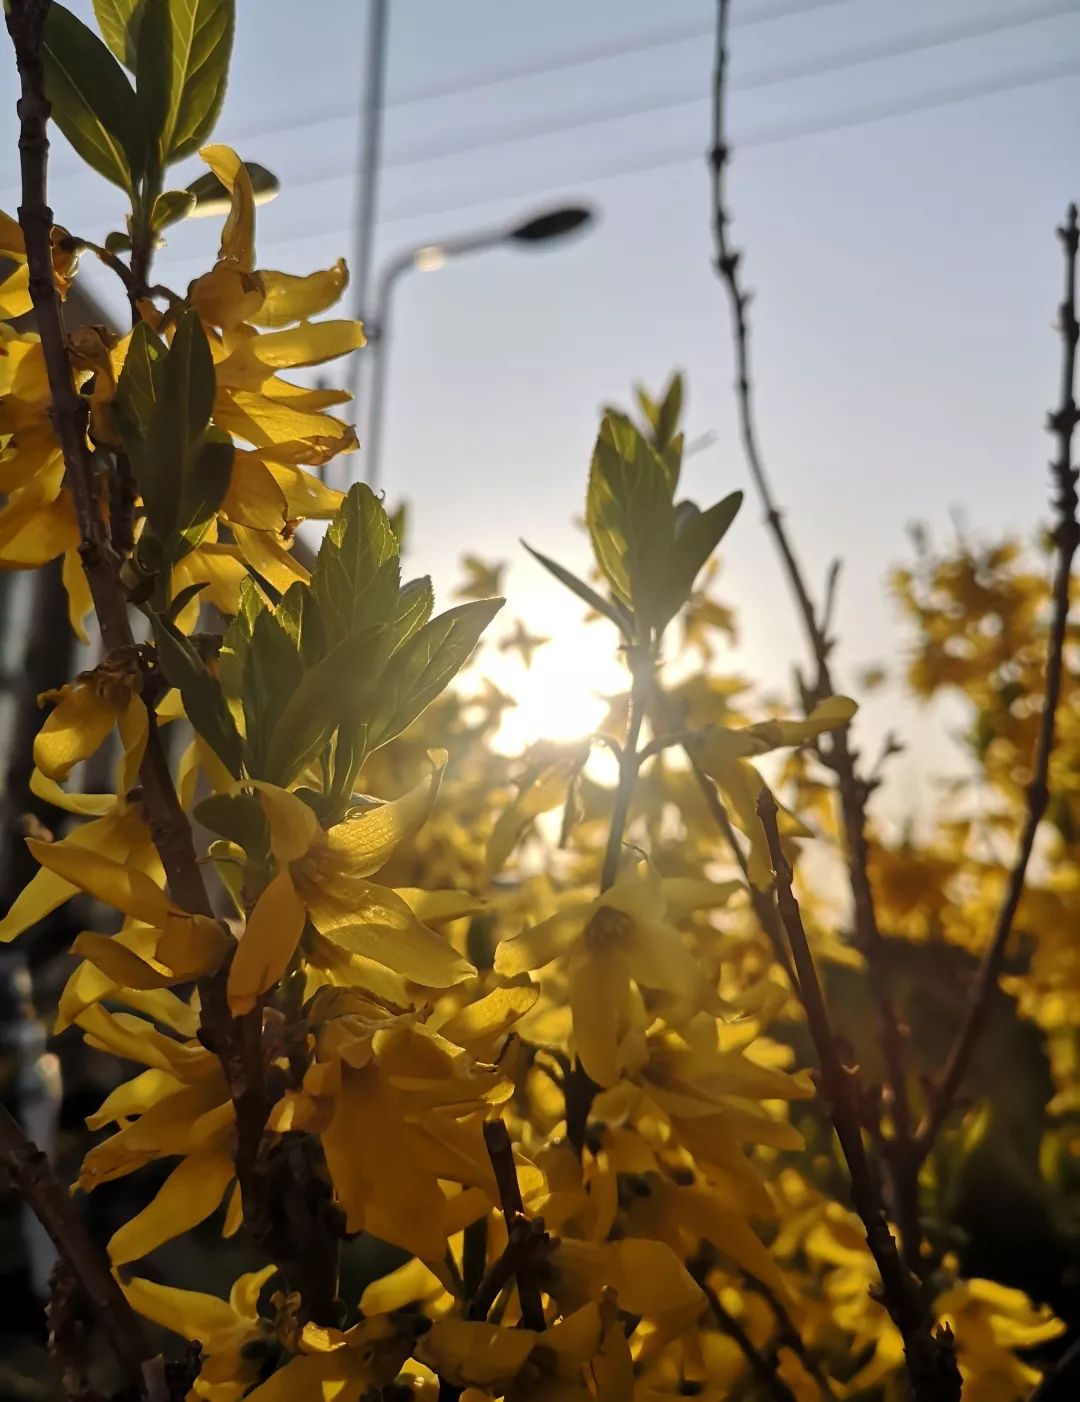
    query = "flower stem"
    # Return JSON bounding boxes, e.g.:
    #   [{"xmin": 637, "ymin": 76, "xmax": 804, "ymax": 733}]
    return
[{"xmin": 567, "ymin": 645, "xmax": 655, "ymax": 1156}]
